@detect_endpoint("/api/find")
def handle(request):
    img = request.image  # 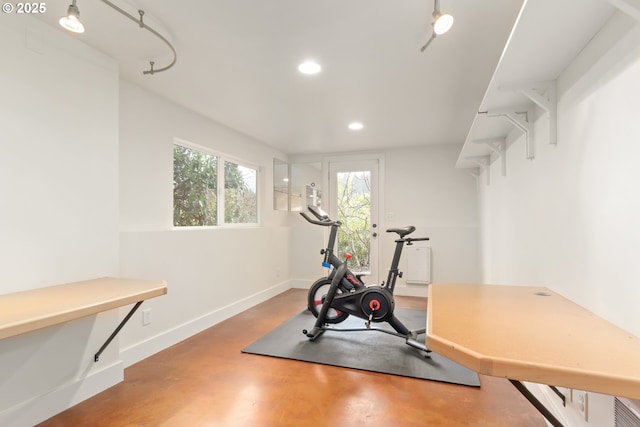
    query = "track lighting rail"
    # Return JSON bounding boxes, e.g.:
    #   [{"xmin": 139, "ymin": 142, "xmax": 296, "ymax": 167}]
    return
[{"xmin": 100, "ymin": 0, "xmax": 177, "ymax": 75}]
